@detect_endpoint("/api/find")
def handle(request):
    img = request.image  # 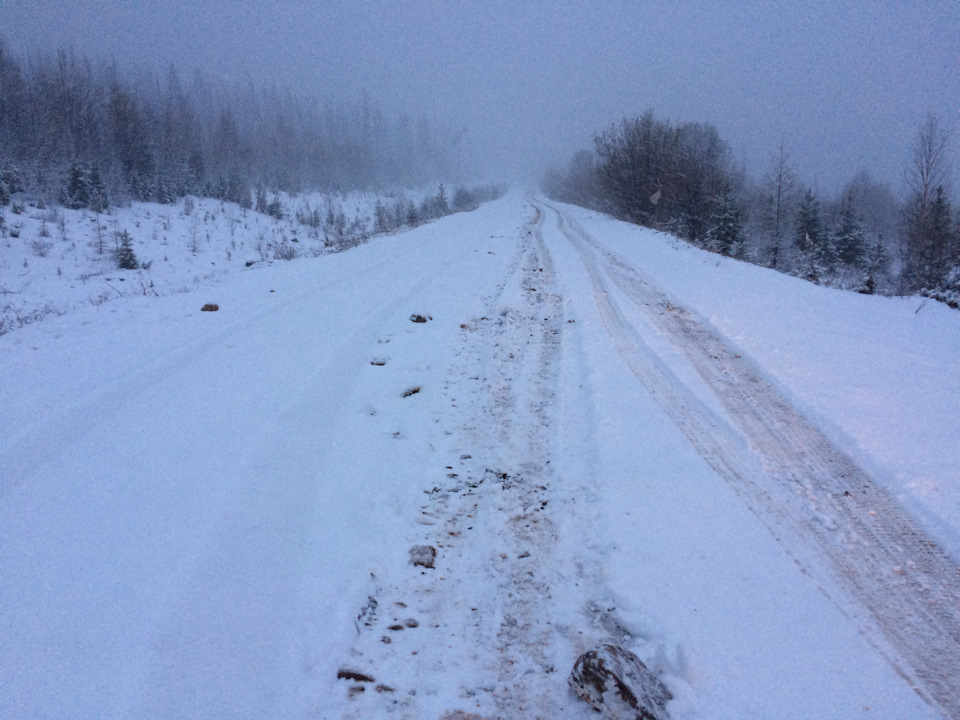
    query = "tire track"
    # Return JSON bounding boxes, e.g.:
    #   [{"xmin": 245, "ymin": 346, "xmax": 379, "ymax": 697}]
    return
[
  {"xmin": 541, "ymin": 200, "xmax": 960, "ymax": 718},
  {"xmin": 335, "ymin": 206, "xmax": 610, "ymax": 719}
]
